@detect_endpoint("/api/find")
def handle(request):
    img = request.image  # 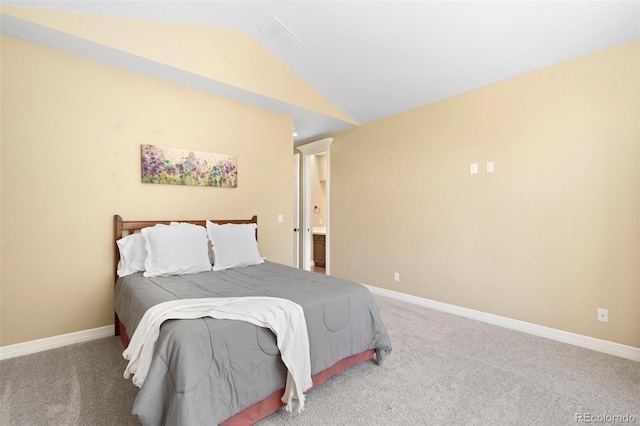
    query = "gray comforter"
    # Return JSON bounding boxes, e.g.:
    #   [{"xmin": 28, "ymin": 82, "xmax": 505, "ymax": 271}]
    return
[{"xmin": 114, "ymin": 261, "xmax": 392, "ymax": 425}]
